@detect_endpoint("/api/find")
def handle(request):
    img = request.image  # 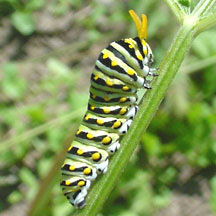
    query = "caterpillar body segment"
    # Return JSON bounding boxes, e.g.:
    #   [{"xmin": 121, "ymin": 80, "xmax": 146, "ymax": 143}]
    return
[
  {"xmin": 60, "ymin": 10, "xmax": 157, "ymax": 209},
  {"xmin": 66, "ymin": 141, "xmax": 109, "ymax": 175},
  {"xmin": 91, "ymin": 69, "xmax": 137, "ymax": 95},
  {"xmin": 89, "ymin": 88, "xmax": 138, "ymax": 106},
  {"xmin": 87, "ymin": 104, "xmax": 139, "ymax": 119},
  {"xmin": 83, "ymin": 112, "xmax": 129, "ymax": 133}
]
